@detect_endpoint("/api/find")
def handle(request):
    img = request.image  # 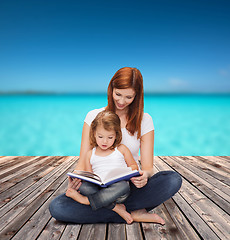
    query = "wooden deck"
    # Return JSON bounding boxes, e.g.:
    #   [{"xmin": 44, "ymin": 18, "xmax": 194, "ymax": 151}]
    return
[{"xmin": 0, "ymin": 156, "xmax": 229, "ymax": 240}]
